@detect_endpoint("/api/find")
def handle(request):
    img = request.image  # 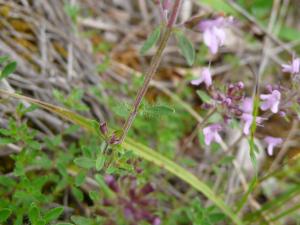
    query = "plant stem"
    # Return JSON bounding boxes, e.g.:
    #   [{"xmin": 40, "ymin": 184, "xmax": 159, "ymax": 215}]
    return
[{"xmin": 119, "ymin": 0, "xmax": 182, "ymax": 143}]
